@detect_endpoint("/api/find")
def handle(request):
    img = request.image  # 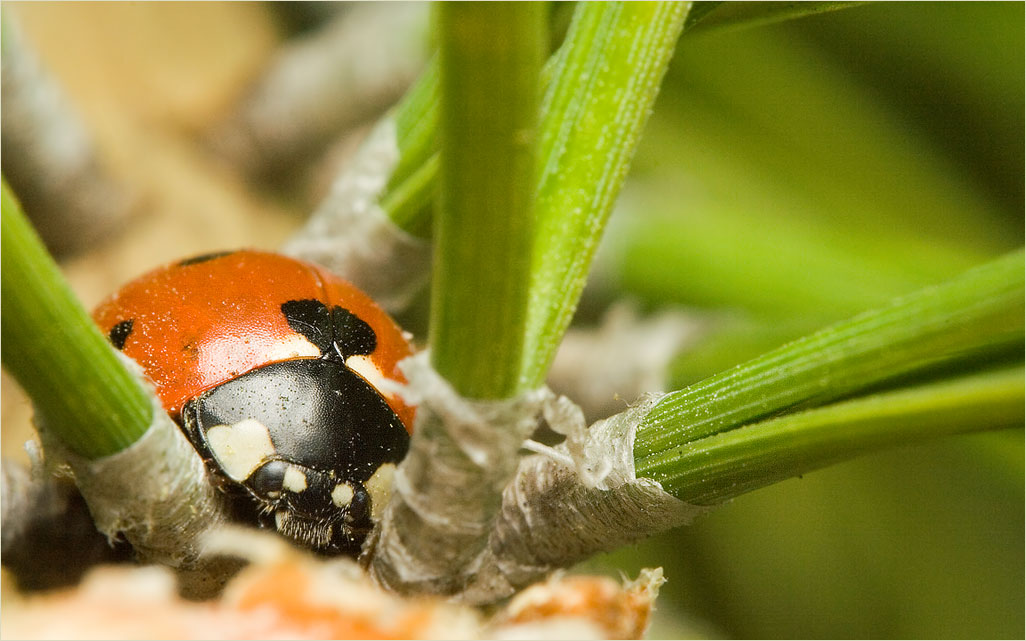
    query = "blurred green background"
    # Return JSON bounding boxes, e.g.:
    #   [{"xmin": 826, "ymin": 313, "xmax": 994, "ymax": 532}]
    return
[{"xmin": 583, "ymin": 3, "xmax": 1024, "ymax": 638}]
